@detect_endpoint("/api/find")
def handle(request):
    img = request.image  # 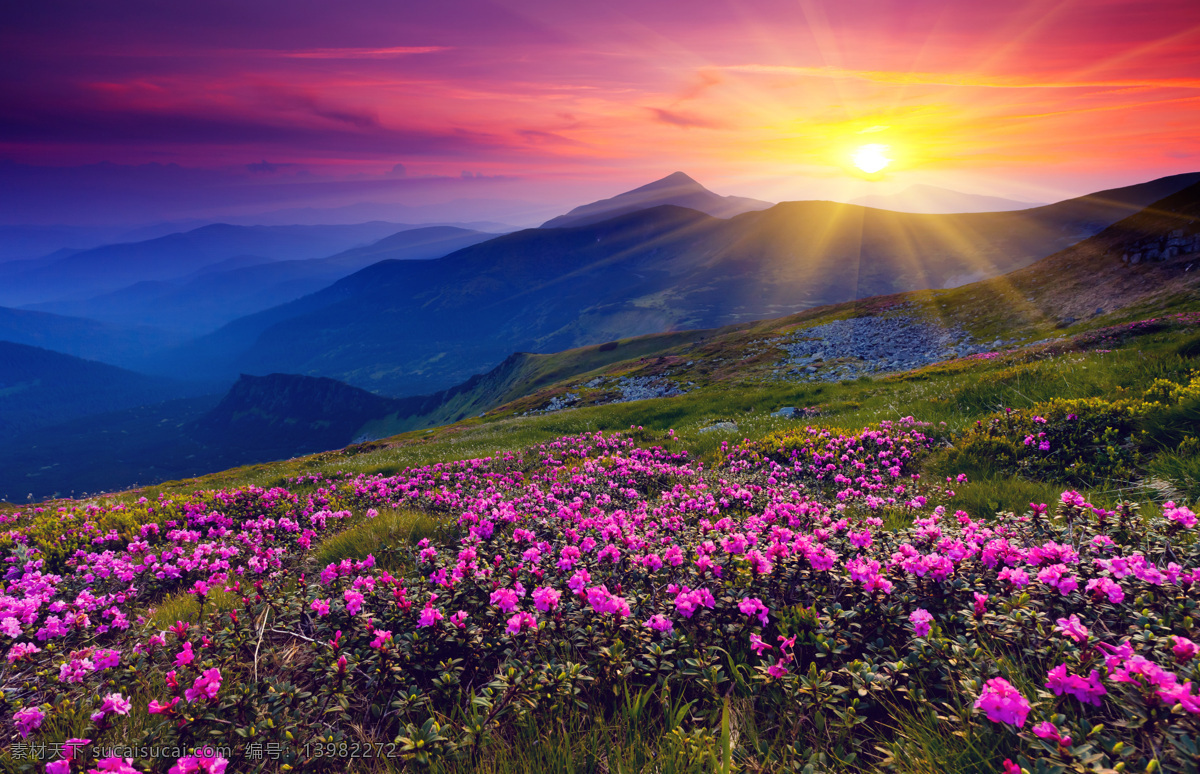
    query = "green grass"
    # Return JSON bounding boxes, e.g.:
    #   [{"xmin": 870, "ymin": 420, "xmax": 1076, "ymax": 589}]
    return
[
  {"xmin": 147, "ymin": 586, "xmax": 240, "ymax": 629},
  {"xmin": 310, "ymin": 508, "xmax": 443, "ymax": 573}
]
